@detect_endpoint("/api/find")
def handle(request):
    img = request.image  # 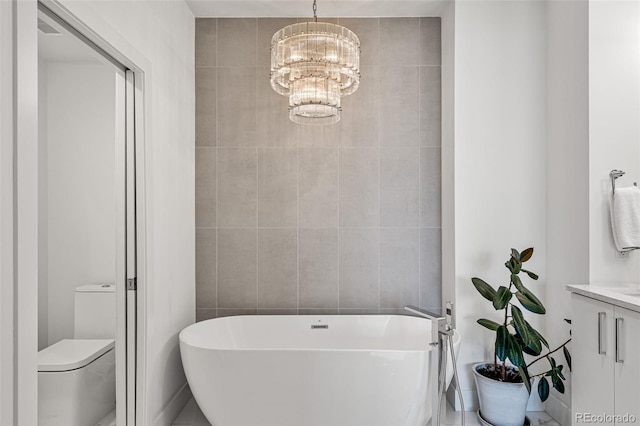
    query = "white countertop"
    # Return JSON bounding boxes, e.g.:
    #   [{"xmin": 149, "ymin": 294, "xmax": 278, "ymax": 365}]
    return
[{"xmin": 567, "ymin": 284, "xmax": 640, "ymax": 312}]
